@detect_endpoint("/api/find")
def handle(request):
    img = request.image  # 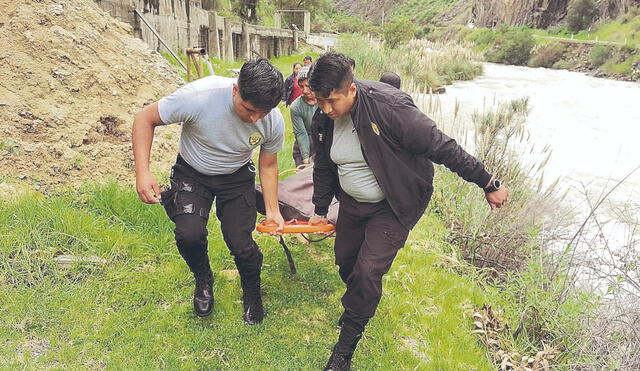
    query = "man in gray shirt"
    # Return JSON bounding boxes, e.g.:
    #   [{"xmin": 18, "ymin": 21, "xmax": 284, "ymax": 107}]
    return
[{"xmin": 132, "ymin": 59, "xmax": 285, "ymax": 324}]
